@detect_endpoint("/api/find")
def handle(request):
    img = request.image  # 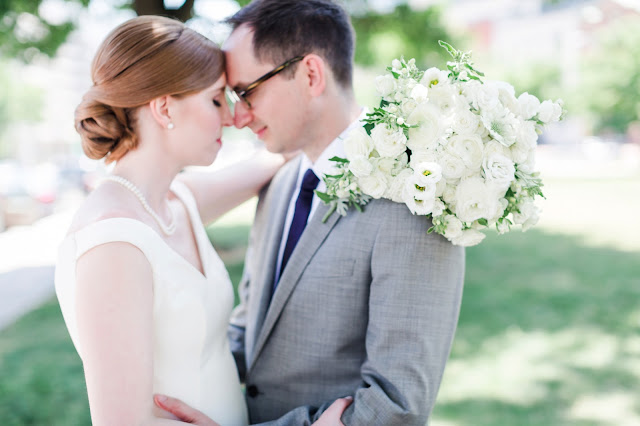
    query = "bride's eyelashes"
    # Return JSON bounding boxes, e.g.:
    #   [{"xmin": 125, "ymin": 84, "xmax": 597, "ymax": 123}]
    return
[{"xmin": 213, "ymin": 99, "xmax": 222, "ymax": 107}]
